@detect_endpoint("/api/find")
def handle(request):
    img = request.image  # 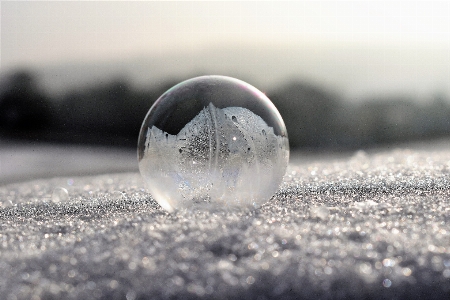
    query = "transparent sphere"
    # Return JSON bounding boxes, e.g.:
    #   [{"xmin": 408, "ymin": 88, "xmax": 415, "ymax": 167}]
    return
[
  {"xmin": 52, "ymin": 187, "xmax": 69, "ymax": 203},
  {"xmin": 138, "ymin": 76, "xmax": 289, "ymax": 212}
]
